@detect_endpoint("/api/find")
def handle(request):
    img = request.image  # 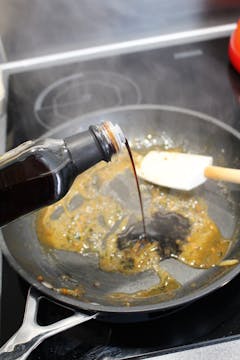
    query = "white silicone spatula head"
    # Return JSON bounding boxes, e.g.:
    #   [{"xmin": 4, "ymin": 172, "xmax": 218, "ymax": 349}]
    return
[{"xmin": 138, "ymin": 151, "xmax": 213, "ymax": 191}]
